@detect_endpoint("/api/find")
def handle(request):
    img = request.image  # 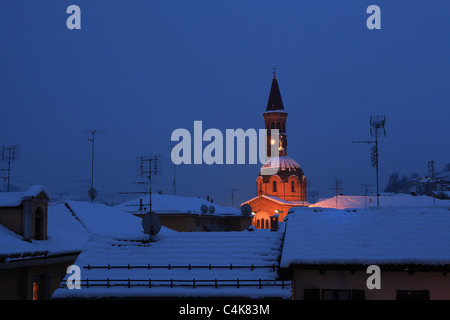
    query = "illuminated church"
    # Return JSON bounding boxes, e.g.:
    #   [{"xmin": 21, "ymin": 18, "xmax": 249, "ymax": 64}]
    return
[{"xmin": 242, "ymin": 72, "xmax": 308, "ymax": 229}]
